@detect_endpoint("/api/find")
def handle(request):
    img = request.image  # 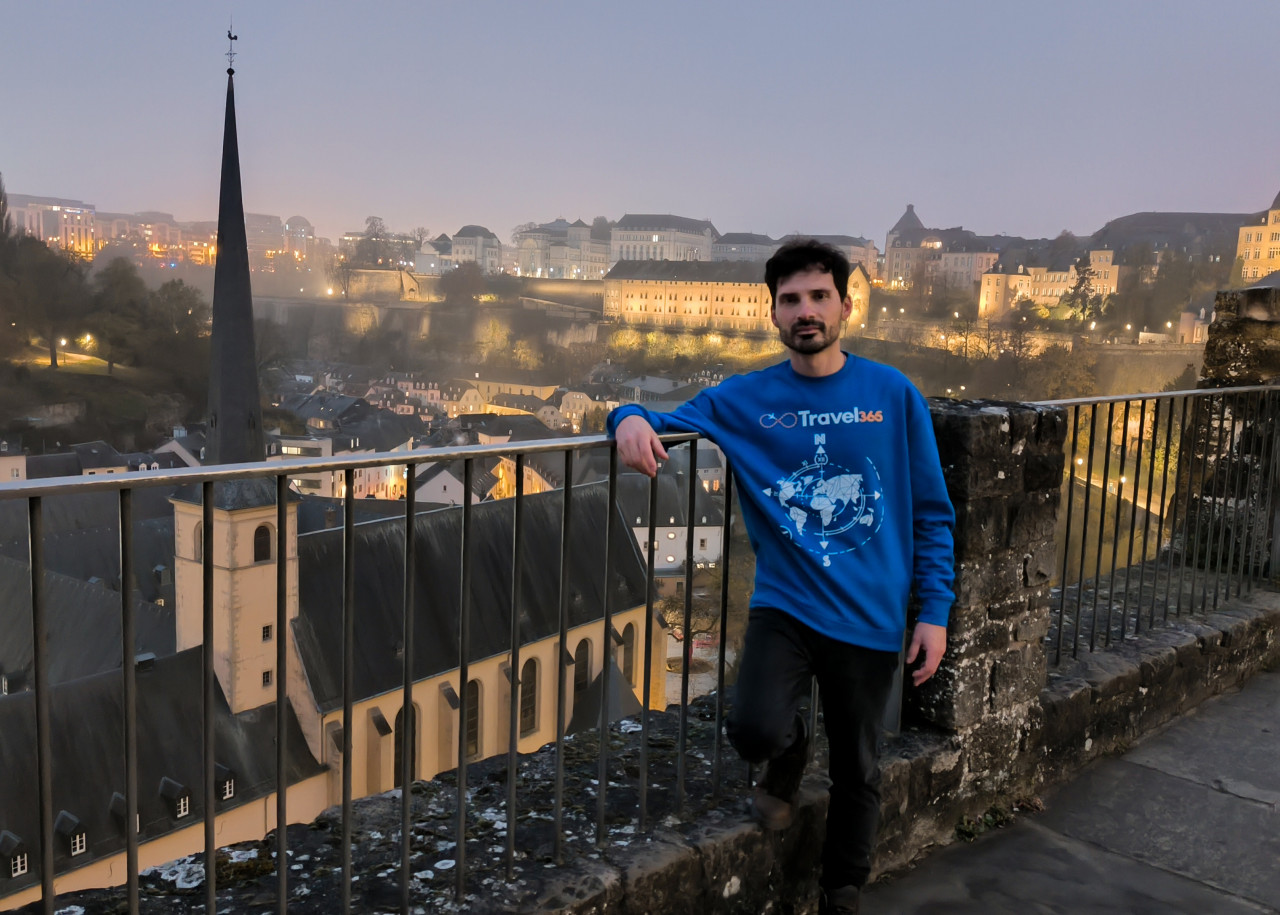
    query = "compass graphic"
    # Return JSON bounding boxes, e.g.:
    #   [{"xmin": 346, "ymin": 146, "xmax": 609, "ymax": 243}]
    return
[{"xmin": 761, "ymin": 441, "xmax": 884, "ymax": 566}]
